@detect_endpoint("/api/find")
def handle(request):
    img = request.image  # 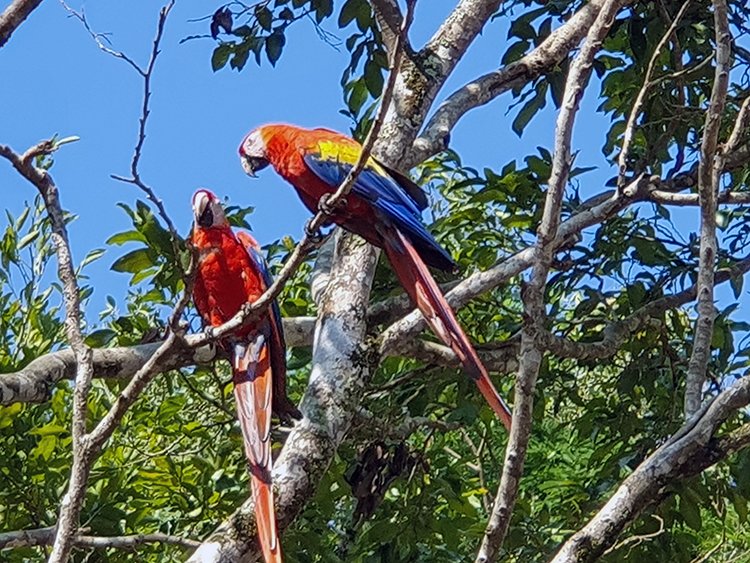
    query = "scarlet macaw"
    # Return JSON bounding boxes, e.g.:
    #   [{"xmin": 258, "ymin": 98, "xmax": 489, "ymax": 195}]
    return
[
  {"xmin": 238, "ymin": 125, "xmax": 512, "ymax": 431},
  {"xmin": 191, "ymin": 189, "xmax": 300, "ymax": 563}
]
